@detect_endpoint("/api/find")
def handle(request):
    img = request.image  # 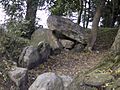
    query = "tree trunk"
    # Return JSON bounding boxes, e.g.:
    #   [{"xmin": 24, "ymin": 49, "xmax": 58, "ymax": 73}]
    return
[
  {"xmin": 77, "ymin": 0, "xmax": 83, "ymax": 25},
  {"xmin": 85, "ymin": 0, "xmax": 90, "ymax": 28},
  {"xmin": 111, "ymin": 27, "xmax": 120, "ymax": 55},
  {"xmin": 83, "ymin": 0, "xmax": 87, "ymax": 29},
  {"xmin": 24, "ymin": 0, "xmax": 39, "ymax": 39},
  {"xmin": 86, "ymin": 1, "xmax": 105, "ymax": 51},
  {"xmin": 110, "ymin": 0, "xmax": 115, "ymax": 28}
]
